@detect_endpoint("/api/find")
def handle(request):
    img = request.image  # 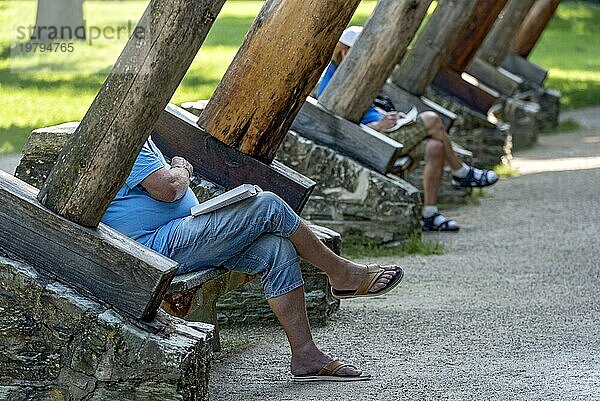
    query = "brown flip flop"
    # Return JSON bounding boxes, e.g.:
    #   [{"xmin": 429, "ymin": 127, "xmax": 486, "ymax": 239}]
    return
[
  {"xmin": 292, "ymin": 360, "xmax": 371, "ymax": 382},
  {"xmin": 331, "ymin": 264, "xmax": 404, "ymax": 300}
]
